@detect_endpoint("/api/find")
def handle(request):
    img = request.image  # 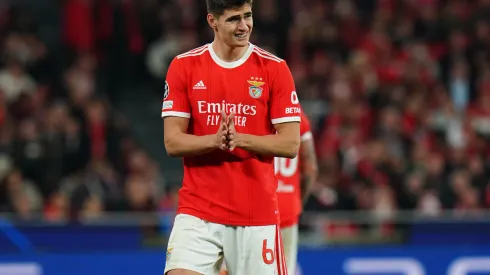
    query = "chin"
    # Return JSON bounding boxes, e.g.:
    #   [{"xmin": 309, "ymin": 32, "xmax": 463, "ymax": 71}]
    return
[{"xmin": 232, "ymin": 39, "xmax": 249, "ymax": 47}]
